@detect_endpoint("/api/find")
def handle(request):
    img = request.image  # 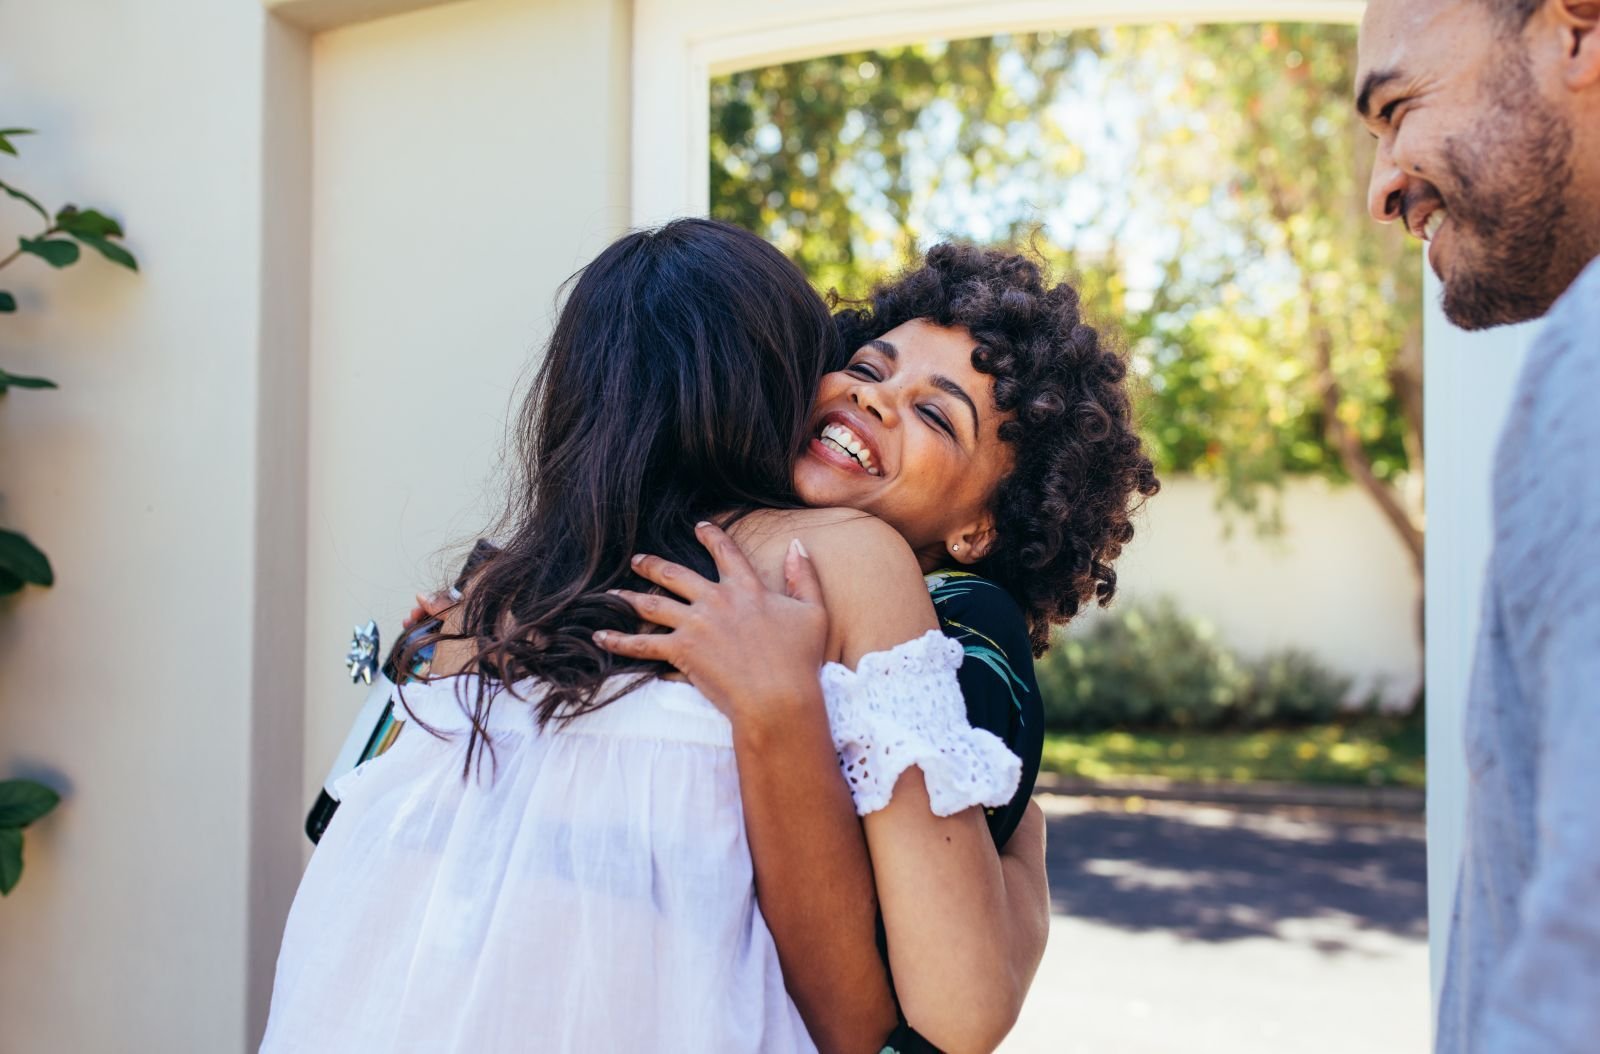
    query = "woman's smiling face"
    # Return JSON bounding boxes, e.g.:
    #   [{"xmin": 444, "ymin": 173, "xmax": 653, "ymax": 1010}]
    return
[{"xmin": 793, "ymin": 318, "xmax": 1015, "ymax": 568}]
